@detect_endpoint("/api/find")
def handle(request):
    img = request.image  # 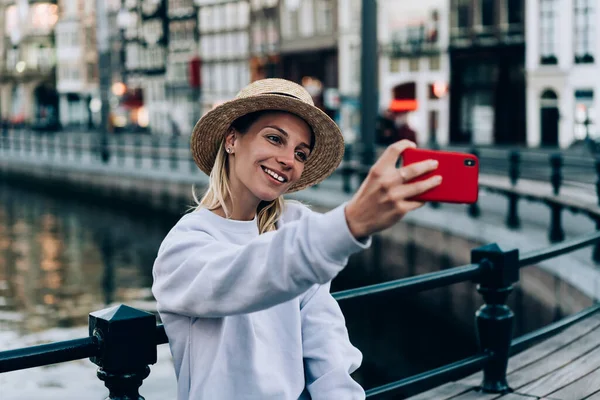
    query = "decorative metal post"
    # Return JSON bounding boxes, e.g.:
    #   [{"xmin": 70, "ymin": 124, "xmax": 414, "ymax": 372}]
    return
[
  {"xmin": 468, "ymin": 148, "xmax": 480, "ymax": 218},
  {"xmin": 548, "ymin": 153, "xmax": 564, "ymax": 242},
  {"xmin": 549, "ymin": 153, "xmax": 562, "ymax": 195},
  {"xmin": 152, "ymin": 137, "xmax": 160, "ymax": 169},
  {"xmin": 89, "ymin": 304, "xmax": 157, "ymax": 400},
  {"xmin": 170, "ymin": 136, "xmax": 178, "ymax": 170},
  {"xmin": 508, "ymin": 150, "xmax": 520, "ymax": 186},
  {"xmin": 471, "ymin": 243, "xmax": 519, "ymax": 394},
  {"xmin": 505, "ymin": 150, "xmax": 520, "ymax": 229},
  {"xmin": 134, "ymin": 136, "xmax": 142, "ymax": 168},
  {"xmin": 342, "ymin": 144, "xmax": 353, "ymax": 194},
  {"xmin": 594, "ymin": 158, "xmax": 600, "ymax": 263}
]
